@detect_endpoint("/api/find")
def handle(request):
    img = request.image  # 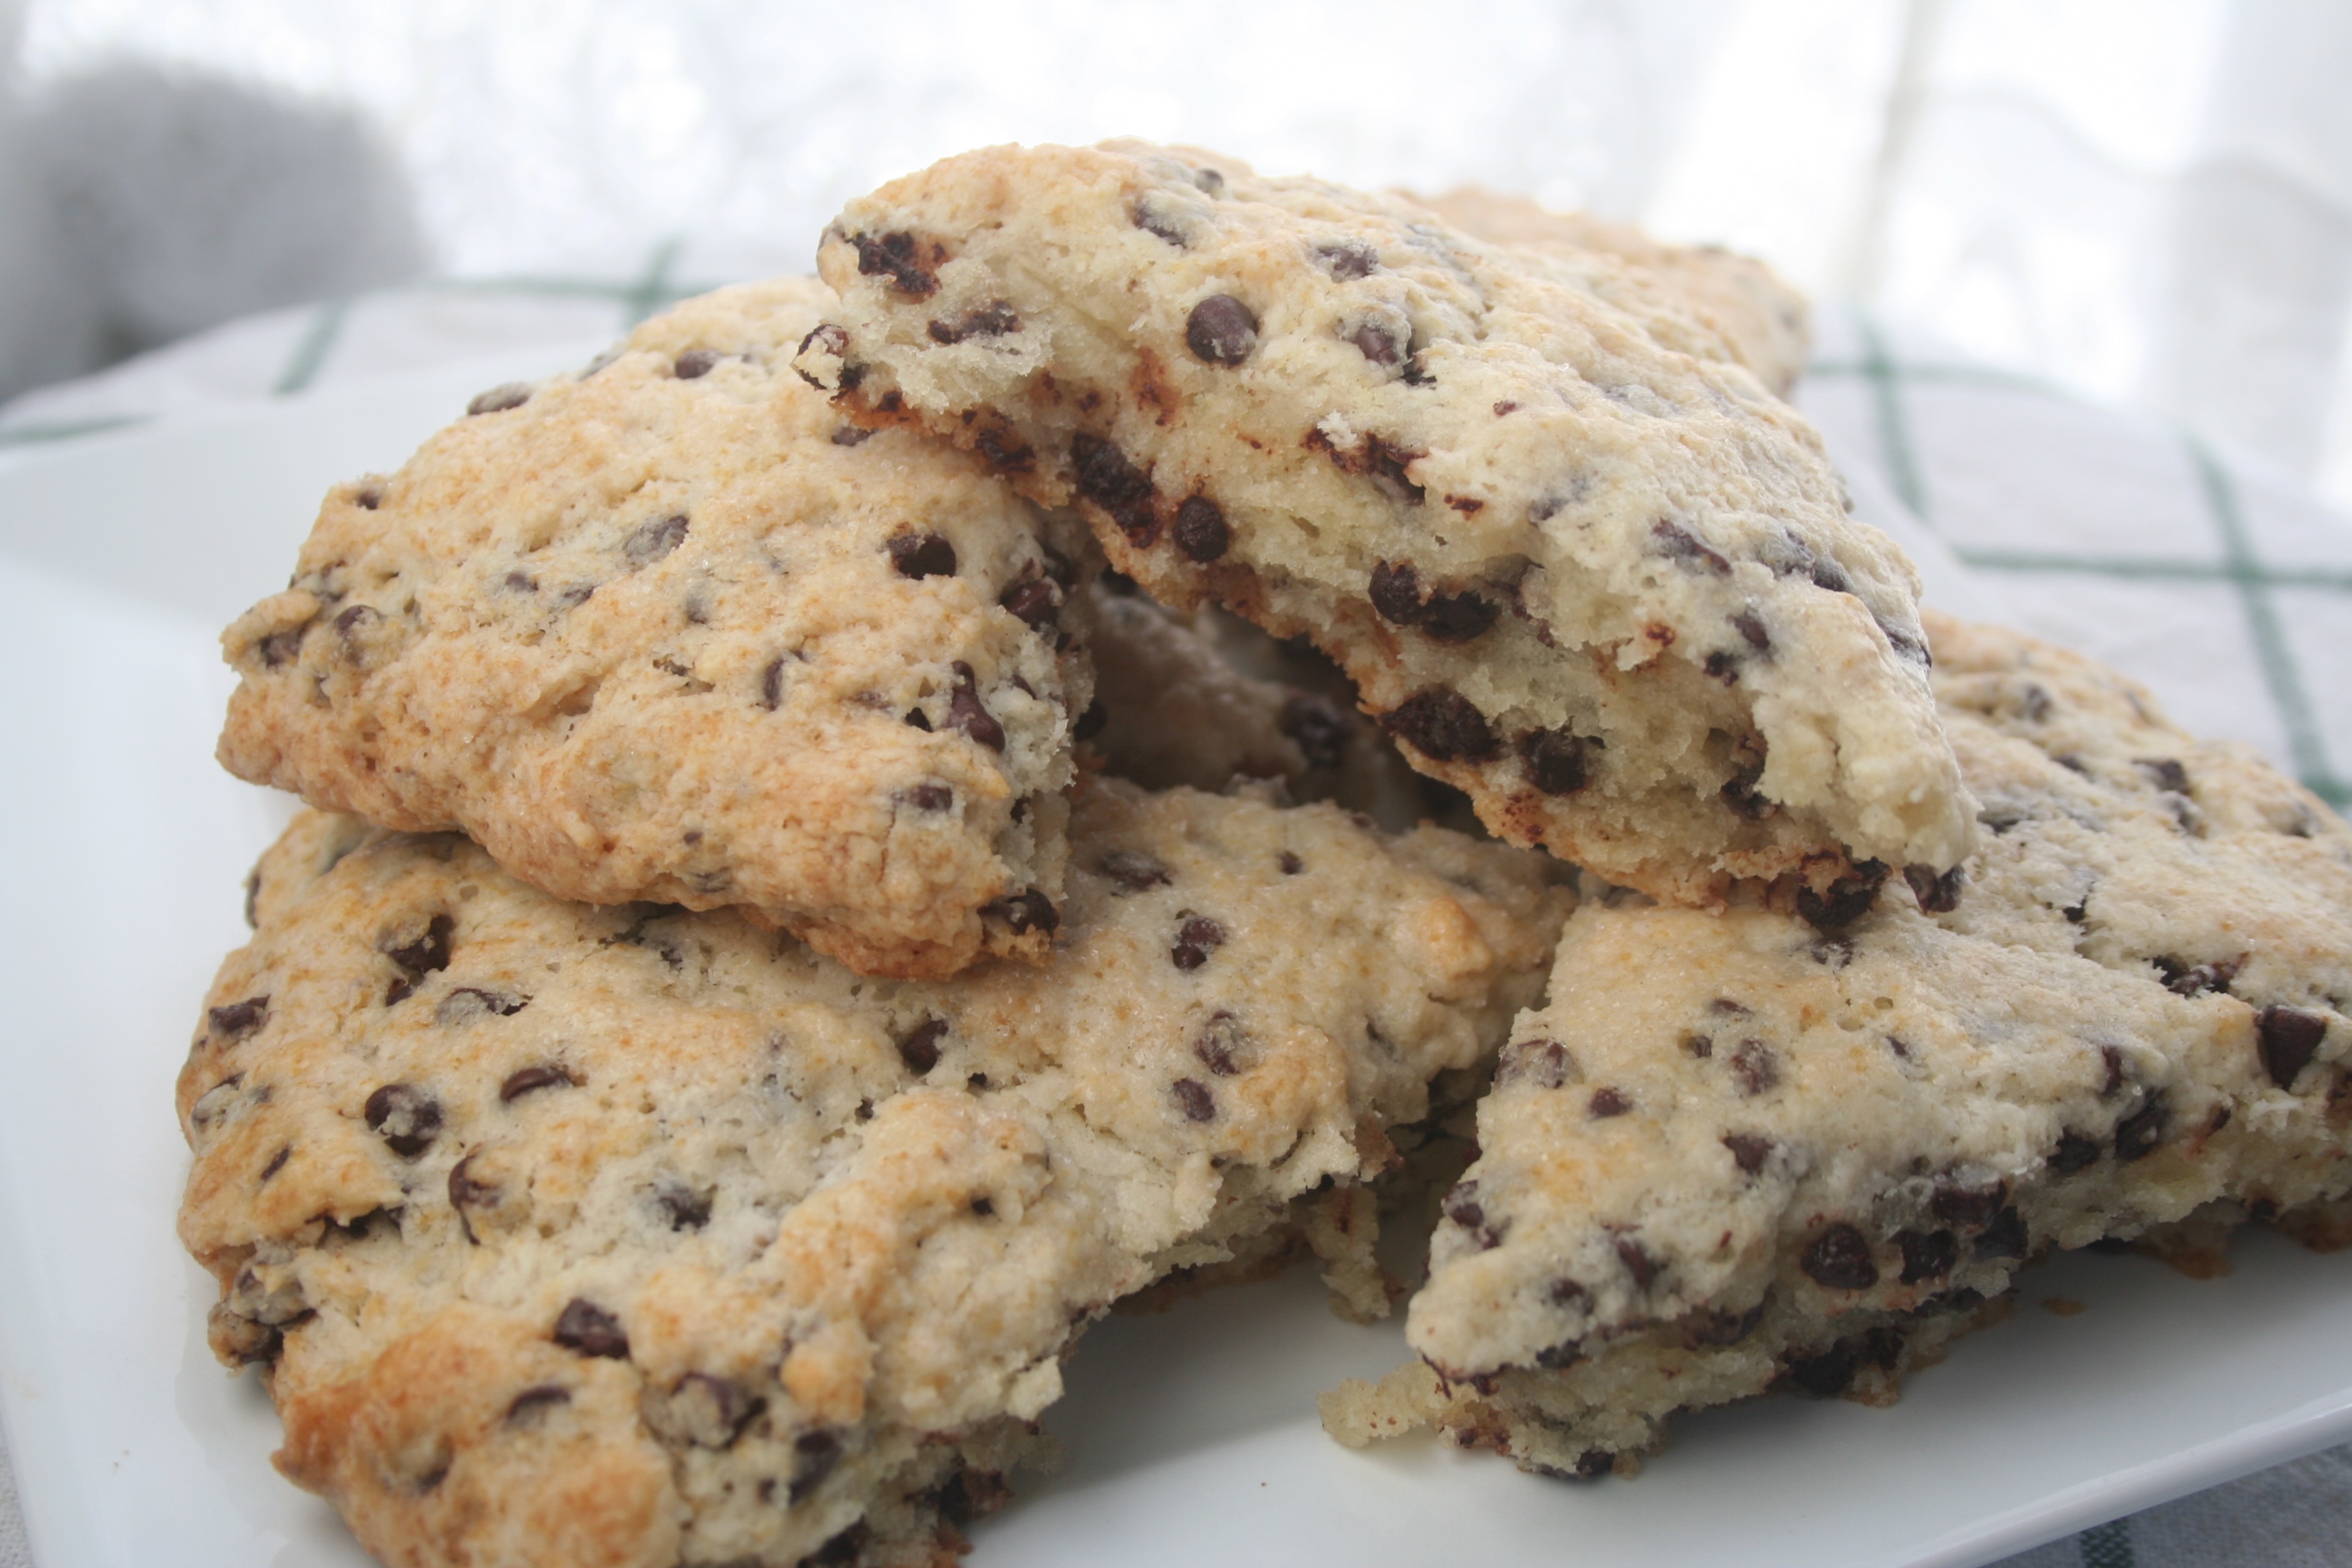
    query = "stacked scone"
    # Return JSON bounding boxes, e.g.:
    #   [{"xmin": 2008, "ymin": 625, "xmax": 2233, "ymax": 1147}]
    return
[{"xmin": 178, "ymin": 140, "xmax": 2352, "ymax": 1567}]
